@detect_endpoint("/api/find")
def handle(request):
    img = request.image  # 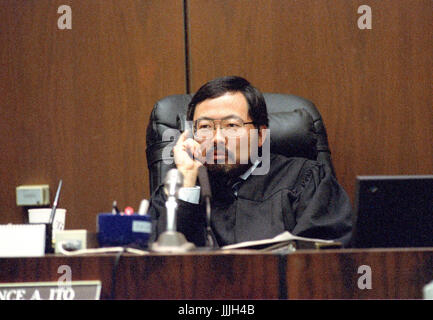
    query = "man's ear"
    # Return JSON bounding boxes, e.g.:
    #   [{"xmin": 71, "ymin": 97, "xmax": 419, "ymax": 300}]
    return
[{"xmin": 257, "ymin": 125, "xmax": 268, "ymax": 148}]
